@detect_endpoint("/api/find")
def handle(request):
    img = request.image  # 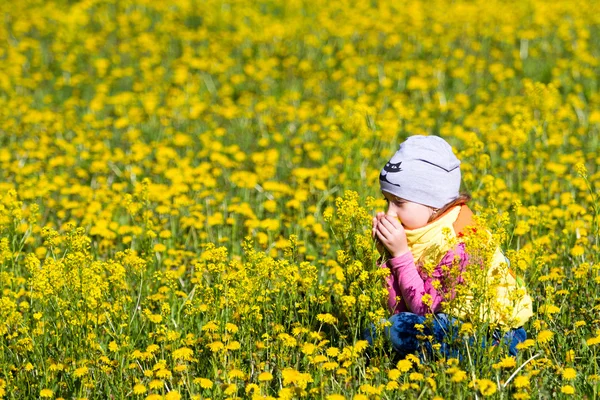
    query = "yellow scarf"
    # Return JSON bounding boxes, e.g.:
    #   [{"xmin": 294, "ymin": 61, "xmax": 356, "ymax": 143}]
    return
[{"xmin": 405, "ymin": 206, "xmax": 461, "ymax": 269}]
